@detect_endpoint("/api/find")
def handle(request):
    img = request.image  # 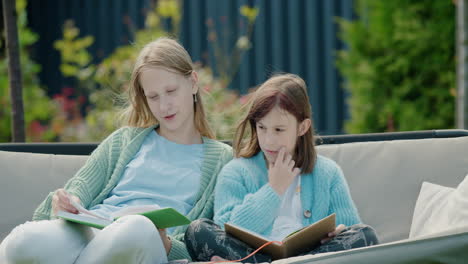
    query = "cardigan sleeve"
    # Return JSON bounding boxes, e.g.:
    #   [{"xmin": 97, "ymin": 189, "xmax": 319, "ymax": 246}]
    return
[
  {"xmin": 213, "ymin": 161, "xmax": 282, "ymax": 235},
  {"xmin": 32, "ymin": 128, "xmax": 122, "ymax": 221},
  {"xmin": 197, "ymin": 146, "xmax": 233, "ymax": 219},
  {"xmin": 167, "ymin": 233, "xmax": 192, "ymax": 261},
  {"xmin": 328, "ymin": 165, "xmax": 361, "ymax": 226},
  {"xmin": 167, "ymin": 143, "xmax": 234, "ymax": 261}
]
